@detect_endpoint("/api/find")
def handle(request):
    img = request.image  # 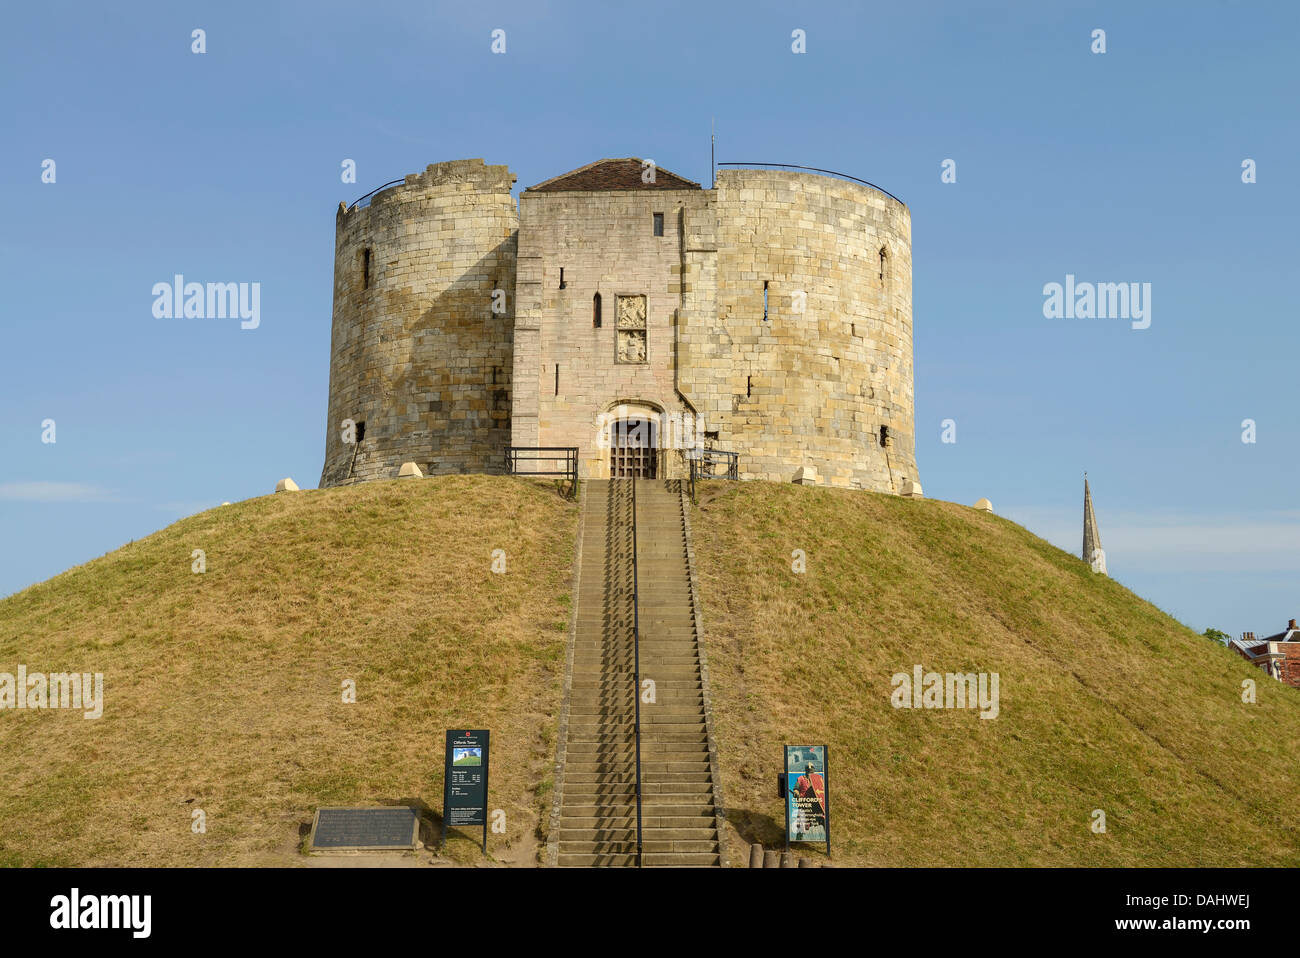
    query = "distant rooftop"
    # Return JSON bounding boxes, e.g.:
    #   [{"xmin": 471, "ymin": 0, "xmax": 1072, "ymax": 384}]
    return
[{"xmin": 524, "ymin": 158, "xmax": 701, "ymax": 193}]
